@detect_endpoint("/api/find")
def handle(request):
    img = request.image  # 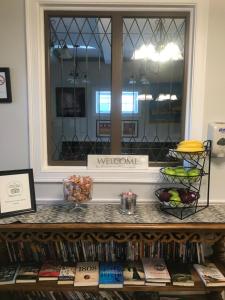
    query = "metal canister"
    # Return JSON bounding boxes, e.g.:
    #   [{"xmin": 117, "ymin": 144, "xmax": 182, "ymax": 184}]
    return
[{"xmin": 120, "ymin": 192, "xmax": 137, "ymax": 215}]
